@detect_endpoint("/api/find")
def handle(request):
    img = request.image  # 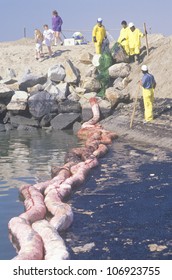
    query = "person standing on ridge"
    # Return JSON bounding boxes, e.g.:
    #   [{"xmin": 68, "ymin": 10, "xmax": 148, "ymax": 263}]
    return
[
  {"xmin": 117, "ymin": 20, "xmax": 129, "ymax": 55},
  {"xmin": 43, "ymin": 24, "xmax": 54, "ymax": 57},
  {"xmin": 52, "ymin": 10, "xmax": 63, "ymax": 46},
  {"xmin": 92, "ymin": 18, "xmax": 106, "ymax": 54},
  {"xmin": 127, "ymin": 22, "xmax": 144, "ymax": 64},
  {"xmin": 140, "ymin": 65, "xmax": 156, "ymax": 123}
]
